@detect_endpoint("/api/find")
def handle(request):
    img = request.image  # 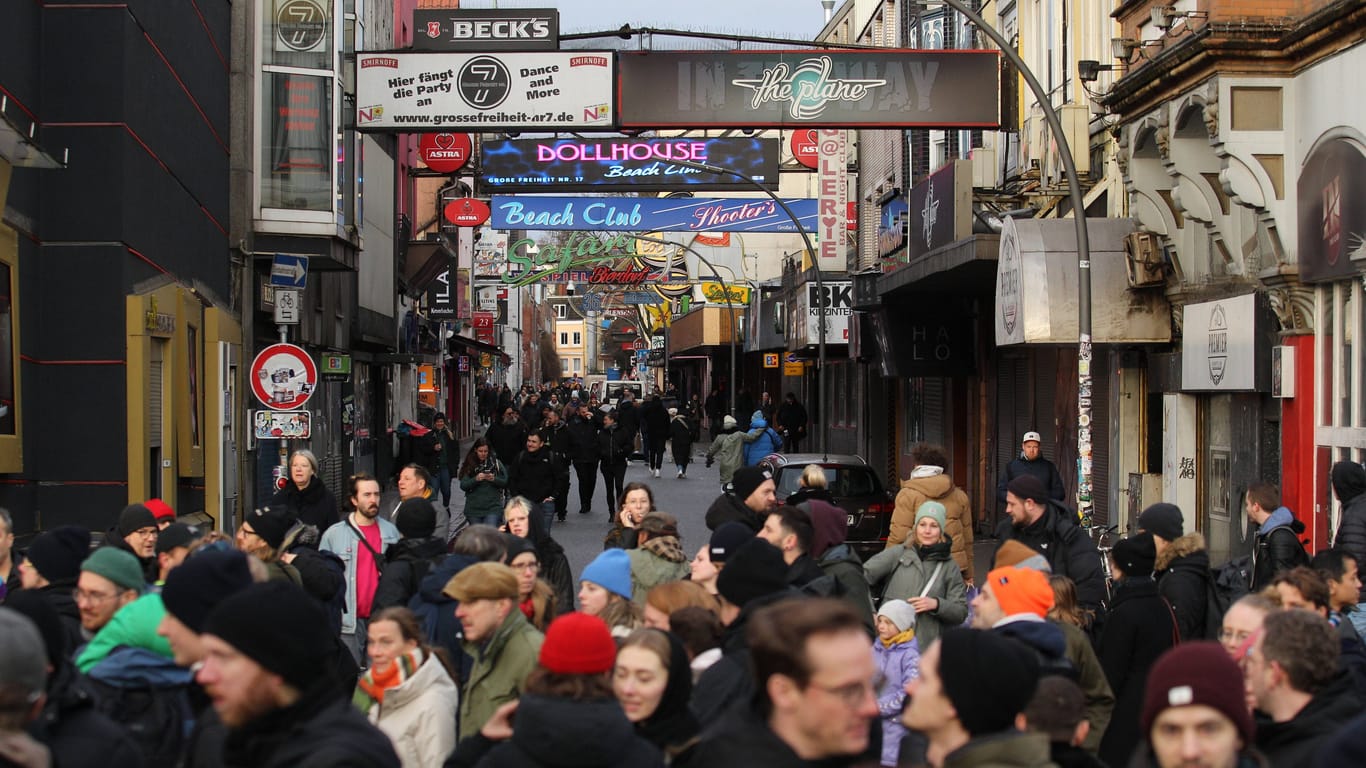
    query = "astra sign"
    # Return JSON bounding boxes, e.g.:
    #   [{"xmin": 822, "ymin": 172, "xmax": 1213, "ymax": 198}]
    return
[
  {"xmin": 480, "ymin": 137, "xmax": 780, "ymax": 192},
  {"xmin": 489, "ymin": 195, "xmax": 818, "ymax": 233},
  {"xmin": 618, "ymin": 50, "xmax": 1000, "ymax": 128}
]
